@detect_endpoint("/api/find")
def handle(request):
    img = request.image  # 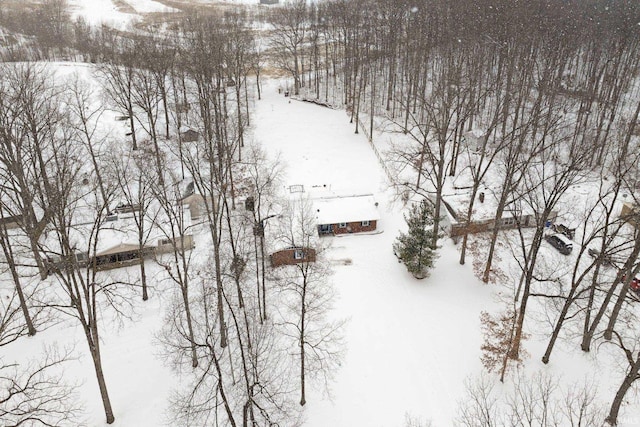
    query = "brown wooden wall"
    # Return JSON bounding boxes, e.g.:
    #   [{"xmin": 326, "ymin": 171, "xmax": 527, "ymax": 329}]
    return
[
  {"xmin": 331, "ymin": 220, "xmax": 377, "ymax": 235},
  {"xmin": 270, "ymin": 247, "xmax": 317, "ymax": 267}
]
